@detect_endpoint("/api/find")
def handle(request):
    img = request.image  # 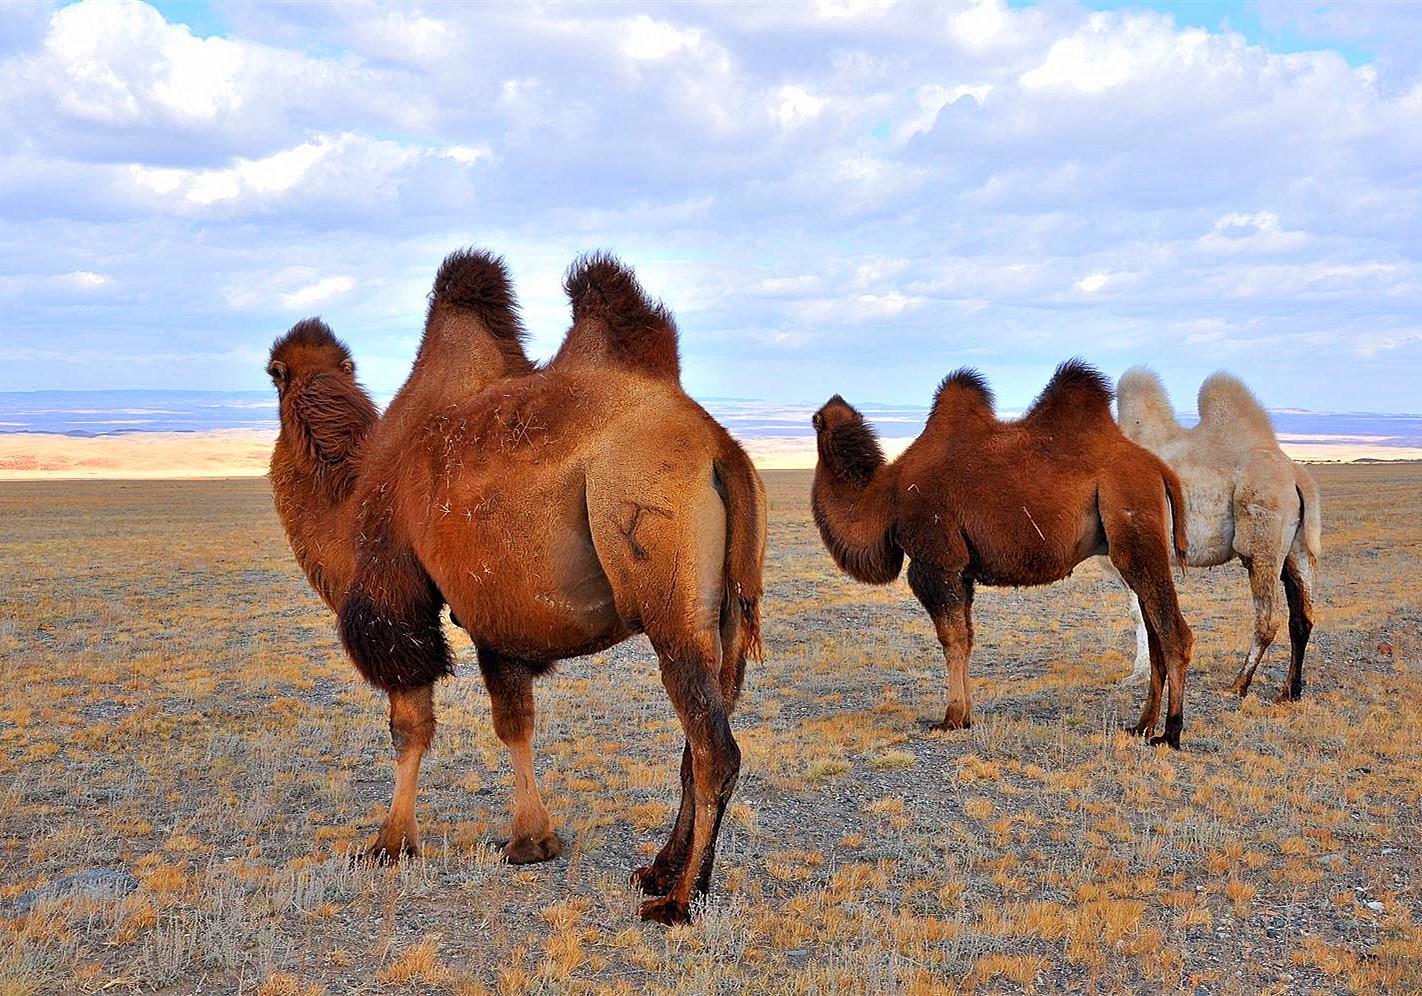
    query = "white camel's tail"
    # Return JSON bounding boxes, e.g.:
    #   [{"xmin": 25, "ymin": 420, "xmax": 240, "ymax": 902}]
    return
[{"xmin": 1293, "ymin": 464, "xmax": 1322, "ymax": 567}]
